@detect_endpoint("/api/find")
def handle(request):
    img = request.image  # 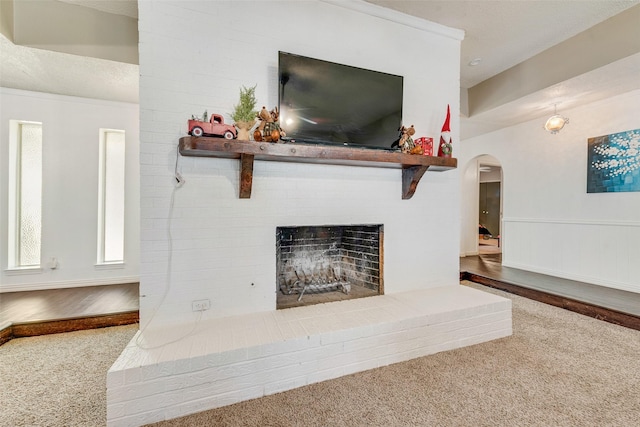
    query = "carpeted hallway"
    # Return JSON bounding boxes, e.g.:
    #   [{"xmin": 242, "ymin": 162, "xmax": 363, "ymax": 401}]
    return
[{"xmin": 1, "ymin": 282, "xmax": 639, "ymax": 427}]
